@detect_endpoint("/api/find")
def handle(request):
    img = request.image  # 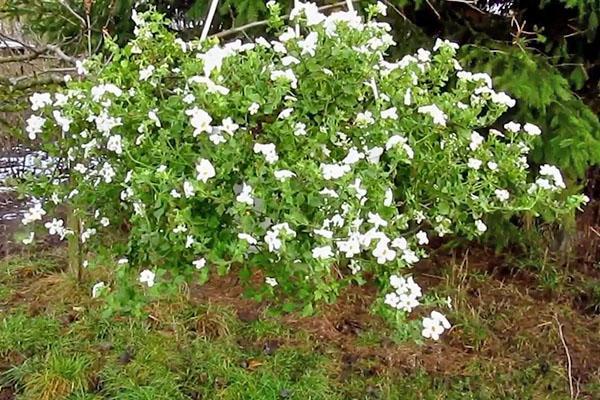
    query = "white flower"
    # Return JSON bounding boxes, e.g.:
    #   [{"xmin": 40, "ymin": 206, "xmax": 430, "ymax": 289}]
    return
[
  {"xmin": 404, "ymin": 88, "xmax": 411, "ymax": 105},
  {"xmin": 523, "ymin": 122, "xmax": 541, "ymax": 136},
  {"xmin": 422, "ymin": 311, "xmax": 451, "ymax": 340},
  {"xmin": 375, "ymin": 1, "xmax": 387, "ymax": 15},
  {"xmin": 100, "ymin": 162, "xmax": 116, "ymax": 183},
  {"xmin": 238, "ymin": 233, "xmax": 258, "ymax": 245},
  {"xmin": 320, "ymin": 188, "xmax": 339, "ymax": 198},
  {"xmin": 402, "ymin": 249, "xmax": 419, "ymax": 264},
  {"xmin": 365, "ymin": 147, "xmax": 384, "ymax": 164},
  {"xmin": 220, "ymin": 117, "xmax": 239, "ymax": 134},
  {"xmin": 433, "ymin": 38, "xmax": 459, "ymax": 51},
  {"xmin": 25, "ymin": 115, "xmax": 46, "ymax": 140},
  {"xmin": 100, "ymin": 217, "xmax": 110, "ymax": 227},
  {"xmin": 253, "ymin": 143, "xmax": 279, "ymax": 164},
  {"xmin": 265, "ymin": 230, "xmax": 282, "ymax": 252},
  {"xmin": 373, "ymin": 242, "xmax": 396, "ymax": 264},
  {"xmin": 380, "ymin": 107, "xmax": 398, "ymax": 120},
  {"xmin": 181, "ymin": 235, "xmax": 193, "ymax": 250},
  {"xmin": 274, "ymin": 170, "xmax": 296, "ymax": 181},
  {"xmin": 278, "ymin": 108, "xmax": 294, "ymax": 119},
  {"xmin": 293, "ymin": 122, "xmax": 307, "ymax": 136},
  {"xmin": 236, "ymin": 183, "xmax": 254, "ymax": 205},
  {"xmin": 355, "ymin": 111, "xmax": 374, "ymax": 126},
  {"xmin": 148, "ymin": 110, "xmax": 161, "ymax": 127},
  {"xmin": 171, "ymin": 189, "xmax": 181, "ymax": 198},
  {"xmin": 537, "ymin": 164, "xmax": 565, "ymax": 190},
  {"xmin": 265, "ymin": 277, "xmax": 278, "ymax": 287},
  {"xmin": 312, "ymin": 245, "xmax": 333, "ymax": 260},
  {"xmin": 418, "ymin": 104, "xmax": 447, "ymax": 126},
  {"xmin": 368, "ymin": 212, "xmax": 388, "ymax": 228},
  {"xmin": 92, "ymin": 282, "xmax": 106, "ymax": 298},
  {"xmin": 504, "ymin": 121, "xmax": 521, "ymax": 133},
  {"xmin": 342, "ymin": 148, "xmax": 364, "ymax": 165},
  {"xmin": 22, "ymin": 232, "xmax": 35, "ymax": 245},
  {"xmin": 248, "ymin": 102, "xmax": 260, "ymax": 115},
  {"xmin": 186, "ymin": 107, "xmax": 213, "ymax": 136},
  {"xmin": 349, "ymin": 178, "xmax": 367, "ymax": 199},
  {"xmin": 91, "ymin": 84, "xmax": 122, "ymax": 102},
  {"xmin": 487, "ymin": 161, "xmax": 498, "ymax": 171},
  {"xmin": 469, "ymin": 131, "xmax": 484, "ymax": 151},
  {"xmin": 139, "ymin": 64, "xmax": 155, "ymax": 81},
  {"xmin": 93, "ymin": 110, "xmax": 122, "ymax": 135},
  {"xmin": 22, "ymin": 202, "xmax": 46, "ymax": 225},
  {"xmin": 81, "ymin": 228, "xmax": 97, "ymax": 243},
  {"xmin": 209, "ymin": 133, "xmax": 226, "ymax": 145},
  {"xmin": 44, "ymin": 218, "xmax": 64, "ymax": 236},
  {"xmin": 416, "ymin": 231, "xmax": 429, "ymax": 245},
  {"xmin": 298, "ymin": 31, "xmax": 318, "ymax": 56},
  {"xmin": 290, "ymin": 1, "xmax": 326, "ymax": 26},
  {"xmin": 139, "ymin": 269, "xmax": 155, "ymax": 287},
  {"xmin": 391, "ymin": 237, "xmax": 408, "ymax": 250},
  {"xmin": 270, "ymin": 69, "xmax": 298, "ymax": 89},
  {"xmin": 193, "ymin": 258, "xmax": 206, "ymax": 270},
  {"xmin": 467, "ymin": 158, "xmax": 482, "ymax": 170},
  {"xmin": 183, "ymin": 181, "xmax": 195, "ymax": 198},
  {"xmin": 314, "ymin": 228, "xmax": 333, "ymax": 239},
  {"xmin": 196, "ymin": 159, "xmax": 216, "ymax": 182},
  {"xmin": 107, "ymin": 134, "xmax": 123, "ymax": 155},
  {"xmin": 188, "ymin": 75, "xmax": 230, "ymax": 95},
  {"xmin": 475, "ymin": 219, "xmax": 487, "ymax": 233},
  {"xmin": 321, "ymin": 163, "xmax": 351, "ymax": 180},
  {"xmin": 491, "ymin": 91, "xmax": 515, "ymax": 107},
  {"xmin": 383, "ymin": 188, "xmax": 393, "ymax": 207},
  {"xmin": 76, "ymin": 60, "xmax": 87, "ymax": 75},
  {"xmin": 495, "ymin": 189, "xmax": 510, "ymax": 202},
  {"xmin": 416, "ymin": 48, "xmax": 431, "ymax": 62},
  {"xmin": 173, "ymin": 224, "xmax": 187, "ymax": 234},
  {"xmin": 385, "ymin": 135, "xmax": 407, "ymax": 151},
  {"xmin": 281, "ymin": 56, "xmax": 300, "ymax": 66},
  {"xmin": 30, "ymin": 92, "xmax": 52, "ymax": 111},
  {"xmin": 183, "ymin": 93, "xmax": 196, "ymax": 104}
]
